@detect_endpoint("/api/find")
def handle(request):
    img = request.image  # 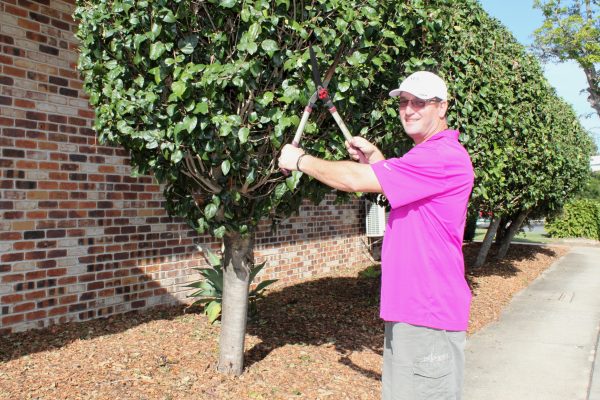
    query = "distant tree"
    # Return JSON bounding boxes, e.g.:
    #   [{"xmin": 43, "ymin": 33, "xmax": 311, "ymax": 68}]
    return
[
  {"xmin": 578, "ymin": 171, "xmax": 600, "ymax": 200},
  {"xmin": 533, "ymin": 0, "xmax": 600, "ymax": 117}
]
